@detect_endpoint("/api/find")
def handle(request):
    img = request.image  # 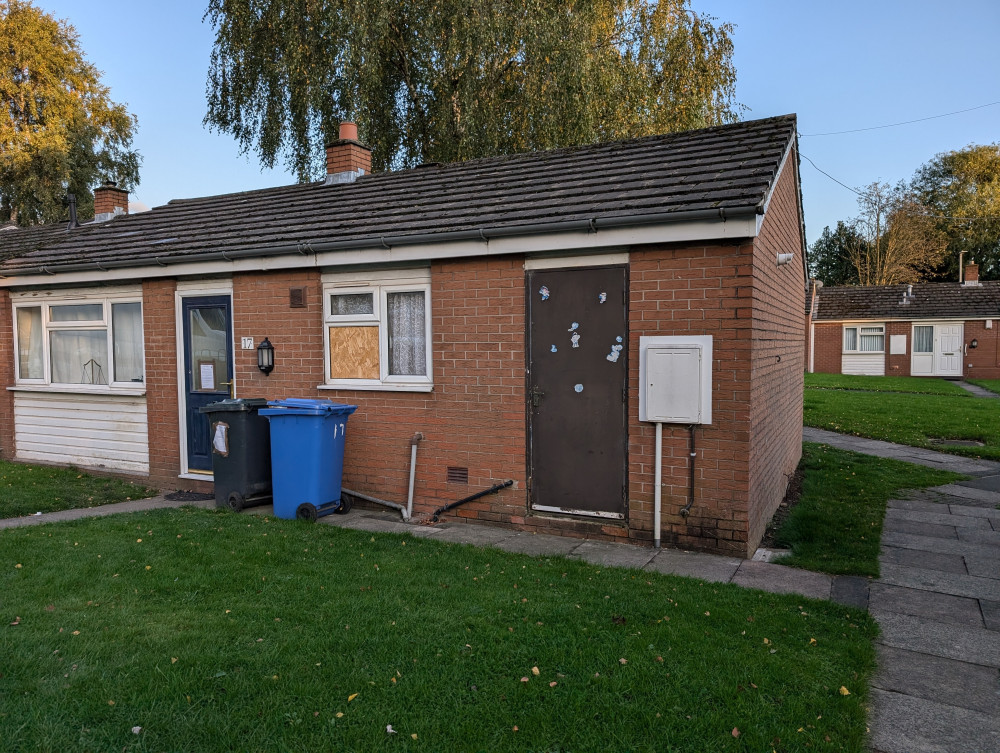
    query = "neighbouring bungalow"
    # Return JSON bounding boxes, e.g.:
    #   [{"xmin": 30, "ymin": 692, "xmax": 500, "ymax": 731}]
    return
[
  {"xmin": 806, "ymin": 267, "xmax": 1000, "ymax": 379},
  {"xmin": 1, "ymin": 115, "xmax": 807, "ymax": 556}
]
